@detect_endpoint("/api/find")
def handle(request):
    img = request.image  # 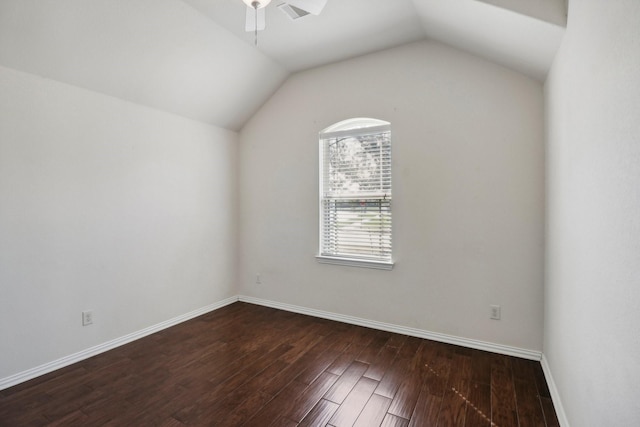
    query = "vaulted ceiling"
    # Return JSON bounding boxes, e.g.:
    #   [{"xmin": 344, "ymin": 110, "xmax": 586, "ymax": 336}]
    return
[{"xmin": 0, "ymin": 0, "xmax": 566, "ymax": 131}]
